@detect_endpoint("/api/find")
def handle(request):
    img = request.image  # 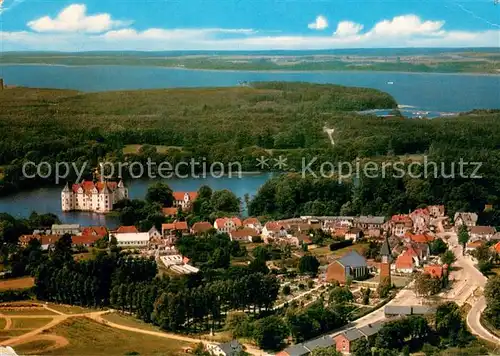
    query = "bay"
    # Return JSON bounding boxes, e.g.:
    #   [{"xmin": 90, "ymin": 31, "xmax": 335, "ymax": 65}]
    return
[
  {"xmin": 1, "ymin": 65, "xmax": 499, "ymax": 112},
  {"xmin": 0, "ymin": 174, "xmax": 273, "ymax": 228}
]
